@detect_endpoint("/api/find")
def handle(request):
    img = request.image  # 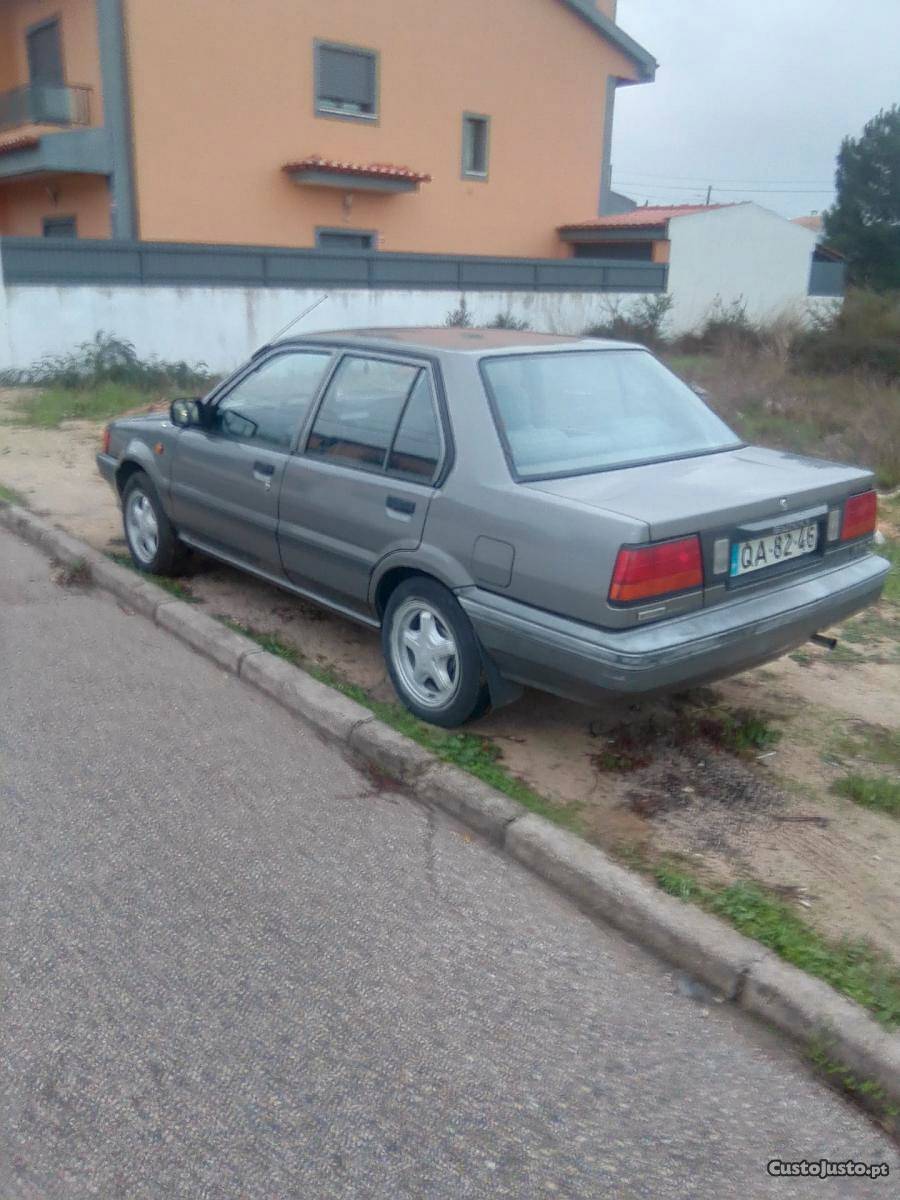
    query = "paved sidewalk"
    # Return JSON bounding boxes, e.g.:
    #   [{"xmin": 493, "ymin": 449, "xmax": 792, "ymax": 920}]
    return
[{"xmin": 0, "ymin": 527, "xmax": 894, "ymax": 1198}]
